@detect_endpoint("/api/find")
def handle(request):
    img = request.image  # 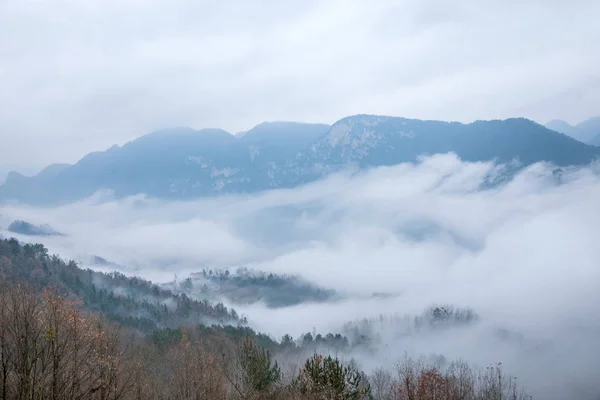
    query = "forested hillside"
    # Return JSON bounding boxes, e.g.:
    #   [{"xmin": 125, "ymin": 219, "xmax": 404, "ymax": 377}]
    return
[
  {"xmin": 0, "ymin": 238, "xmax": 241, "ymax": 332},
  {"xmin": 0, "ymin": 238, "xmax": 532, "ymax": 399},
  {"xmin": 0, "ymin": 283, "xmax": 531, "ymax": 400},
  {"xmin": 167, "ymin": 268, "xmax": 337, "ymax": 308}
]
